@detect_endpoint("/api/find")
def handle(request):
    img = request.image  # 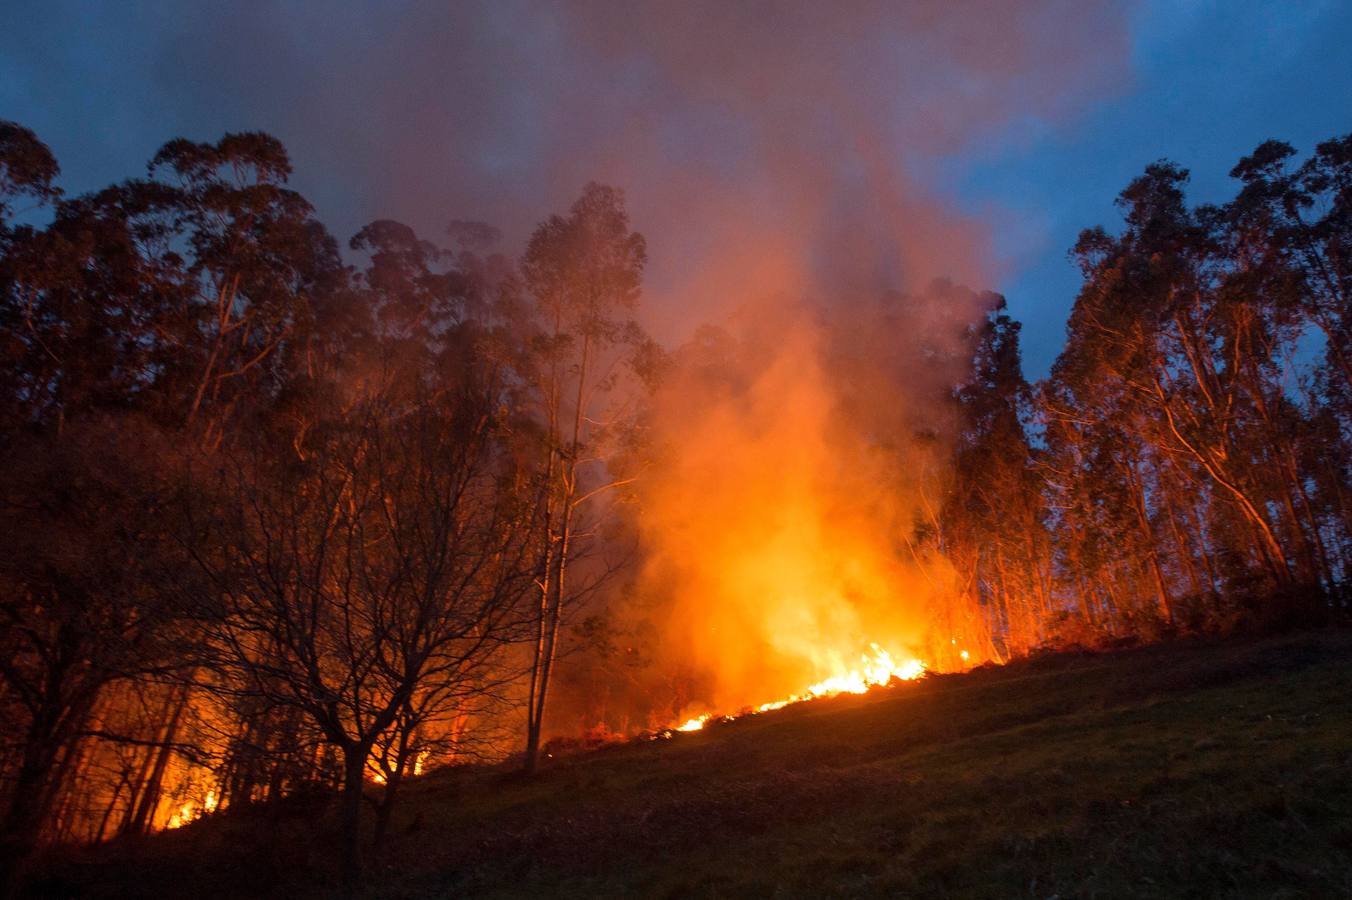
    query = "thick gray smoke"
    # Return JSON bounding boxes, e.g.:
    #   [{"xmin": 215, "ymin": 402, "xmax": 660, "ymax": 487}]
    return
[
  {"xmin": 9, "ymin": 0, "xmax": 1136, "ymax": 727},
  {"xmin": 16, "ymin": 0, "xmax": 1133, "ymax": 339}
]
